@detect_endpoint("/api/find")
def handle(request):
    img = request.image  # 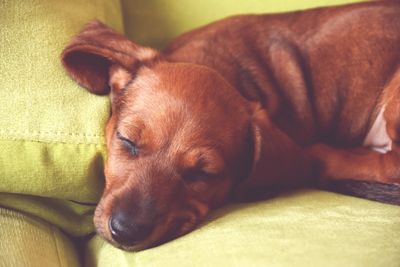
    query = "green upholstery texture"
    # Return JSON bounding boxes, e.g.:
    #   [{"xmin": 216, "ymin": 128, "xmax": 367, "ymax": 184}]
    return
[
  {"xmin": 121, "ymin": 0, "xmax": 366, "ymax": 48},
  {"xmin": 85, "ymin": 190, "xmax": 400, "ymax": 267},
  {"xmin": 0, "ymin": 207, "xmax": 80, "ymax": 267},
  {"xmin": 0, "ymin": 0, "xmax": 123, "ymax": 236}
]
